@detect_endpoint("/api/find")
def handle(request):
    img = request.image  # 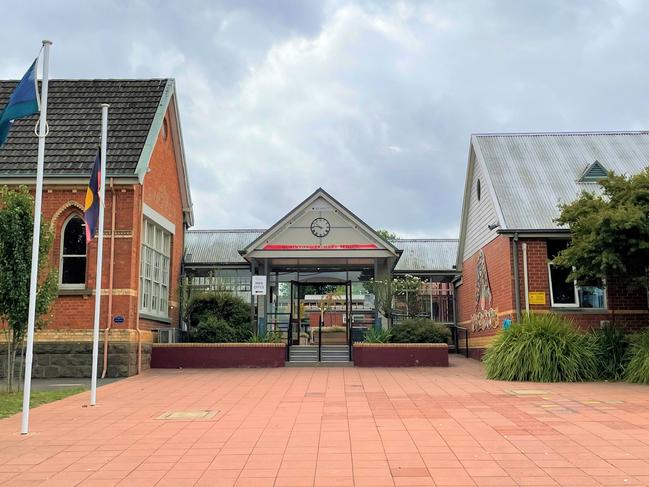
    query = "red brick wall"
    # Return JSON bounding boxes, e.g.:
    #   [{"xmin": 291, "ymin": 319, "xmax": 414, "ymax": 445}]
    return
[
  {"xmin": 7, "ymin": 111, "xmax": 187, "ymax": 334},
  {"xmin": 27, "ymin": 184, "xmax": 141, "ymax": 331},
  {"xmin": 515, "ymin": 238, "xmax": 648, "ymax": 331},
  {"xmin": 141, "ymin": 110, "xmax": 186, "ymax": 328},
  {"xmin": 459, "ymin": 234, "xmax": 649, "ymax": 358},
  {"xmin": 457, "ymin": 235, "xmax": 515, "ymax": 335}
]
